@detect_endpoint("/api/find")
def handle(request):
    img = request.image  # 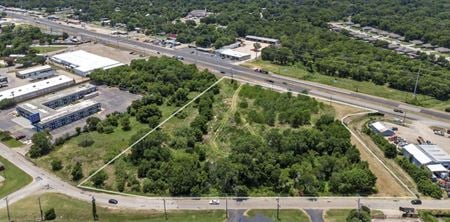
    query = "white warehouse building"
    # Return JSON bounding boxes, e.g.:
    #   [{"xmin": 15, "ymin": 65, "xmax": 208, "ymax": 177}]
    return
[
  {"xmin": 0, "ymin": 75, "xmax": 74, "ymax": 102},
  {"xmin": 217, "ymin": 49, "xmax": 251, "ymax": 61},
  {"xmin": 16, "ymin": 65, "xmax": 55, "ymax": 80},
  {"xmin": 403, "ymin": 144, "xmax": 450, "ymax": 169},
  {"xmin": 50, "ymin": 50, "xmax": 123, "ymax": 76}
]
